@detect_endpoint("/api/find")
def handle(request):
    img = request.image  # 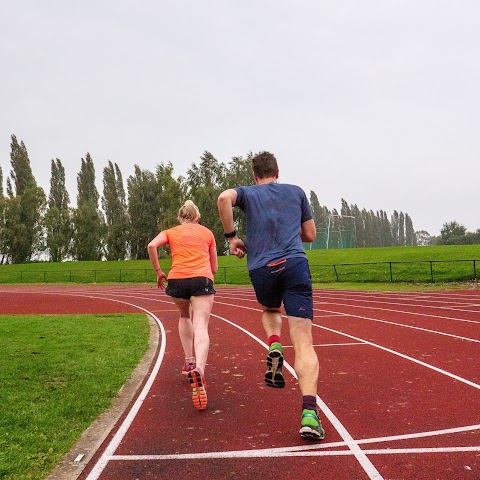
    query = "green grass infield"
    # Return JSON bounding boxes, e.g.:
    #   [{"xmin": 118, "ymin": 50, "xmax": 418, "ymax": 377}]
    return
[{"xmin": 0, "ymin": 313, "xmax": 150, "ymax": 480}]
